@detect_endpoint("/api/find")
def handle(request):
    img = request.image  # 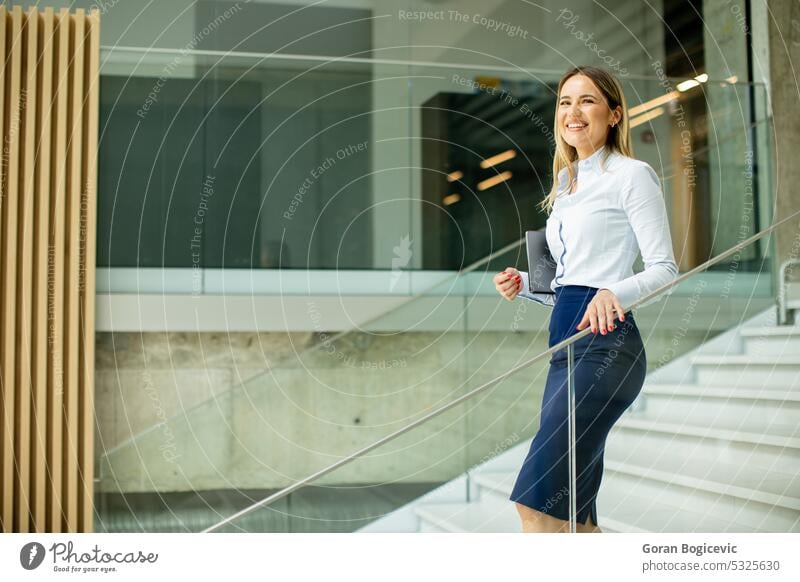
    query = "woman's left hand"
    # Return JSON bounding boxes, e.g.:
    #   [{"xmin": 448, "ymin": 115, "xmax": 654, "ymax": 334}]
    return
[{"xmin": 576, "ymin": 289, "xmax": 625, "ymax": 335}]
